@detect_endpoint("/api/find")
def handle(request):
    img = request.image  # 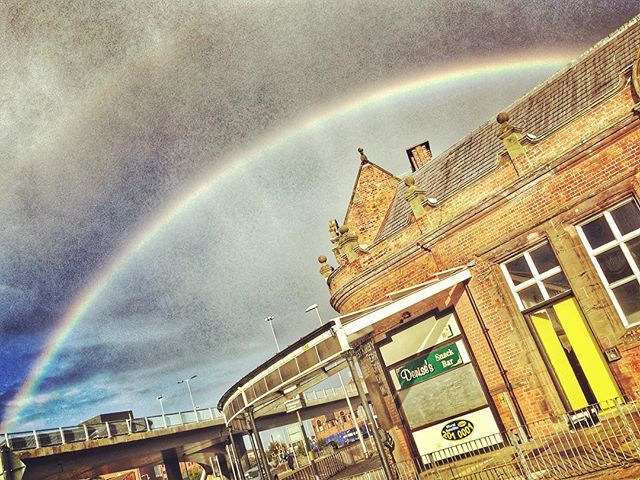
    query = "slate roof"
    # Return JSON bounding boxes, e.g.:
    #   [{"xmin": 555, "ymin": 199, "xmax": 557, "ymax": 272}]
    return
[{"xmin": 378, "ymin": 15, "xmax": 640, "ymax": 242}]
